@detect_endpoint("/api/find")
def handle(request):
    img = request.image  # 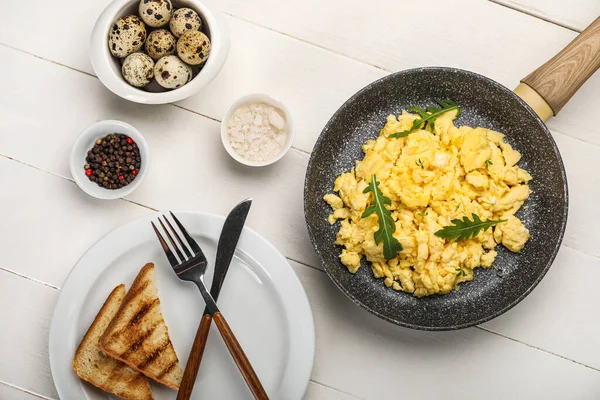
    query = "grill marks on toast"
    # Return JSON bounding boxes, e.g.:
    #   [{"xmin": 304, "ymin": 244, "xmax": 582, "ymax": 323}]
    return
[
  {"xmin": 138, "ymin": 338, "xmax": 171, "ymax": 369},
  {"xmin": 129, "ymin": 298, "xmax": 159, "ymax": 326},
  {"xmin": 99, "ymin": 263, "xmax": 183, "ymax": 390},
  {"xmin": 157, "ymin": 360, "xmax": 179, "ymax": 380},
  {"xmin": 72, "ymin": 285, "xmax": 153, "ymax": 400}
]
